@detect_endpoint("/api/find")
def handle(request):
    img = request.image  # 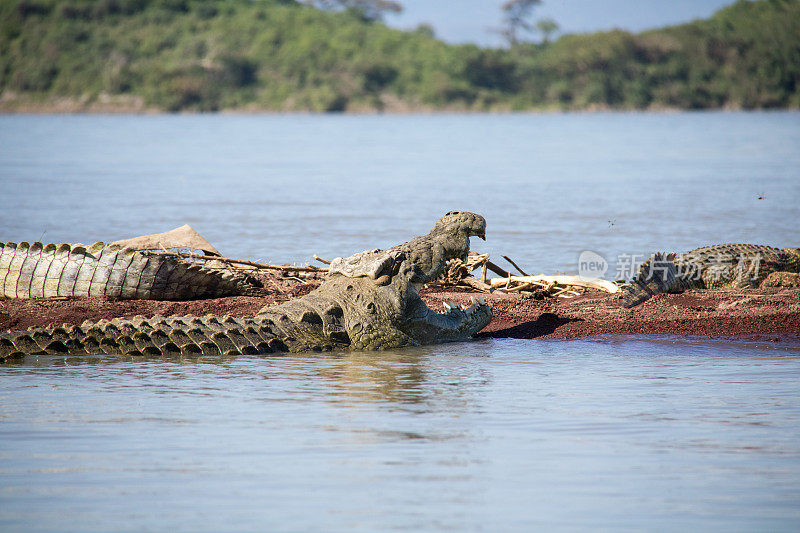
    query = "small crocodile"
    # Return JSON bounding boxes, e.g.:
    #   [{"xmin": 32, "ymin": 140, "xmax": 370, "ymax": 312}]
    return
[
  {"xmin": 623, "ymin": 243, "xmax": 800, "ymax": 308},
  {"xmin": 0, "ymin": 211, "xmax": 492, "ymax": 360},
  {"xmin": 0, "ymin": 241, "xmax": 260, "ymax": 300}
]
